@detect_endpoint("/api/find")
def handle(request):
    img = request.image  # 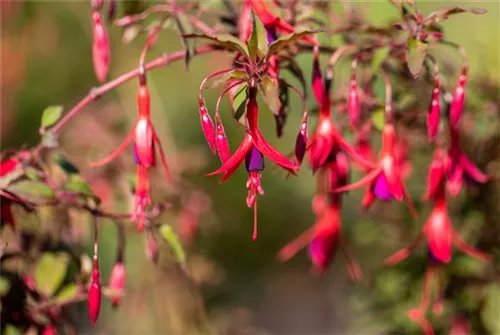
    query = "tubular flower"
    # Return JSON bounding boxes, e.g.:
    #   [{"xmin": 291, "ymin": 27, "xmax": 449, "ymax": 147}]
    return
[
  {"xmin": 335, "ymin": 123, "xmax": 416, "ymax": 216},
  {"xmin": 385, "ymin": 149, "xmax": 490, "ymax": 335},
  {"xmin": 90, "ymin": 83, "xmax": 171, "ymax": 231},
  {"xmin": 384, "ymin": 149, "xmax": 491, "ymax": 266},
  {"xmin": 249, "ymin": 0, "xmax": 317, "ymax": 46},
  {"xmin": 109, "ymin": 262, "xmax": 126, "ymax": 307},
  {"xmin": 207, "ymin": 86, "xmax": 298, "ymax": 240},
  {"xmin": 0, "ymin": 157, "xmax": 19, "ymax": 230},
  {"xmin": 347, "ymin": 59, "xmax": 360, "ymax": 127},
  {"xmin": 308, "ymin": 52, "xmax": 375, "ymax": 172},
  {"xmin": 445, "ymin": 126, "xmax": 488, "ymax": 197},
  {"xmin": 91, "ymin": 10, "xmax": 110, "ymax": 83},
  {"xmin": 427, "ymin": 74, "xmax": 440, "ymax": 142},
  {"xmin": 449, "ymin": 66, "xmax": 467, "ymax": 127},
  {"xmin": 88, "ymin": 258, "xmax": 101, "ymax": 325}
]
